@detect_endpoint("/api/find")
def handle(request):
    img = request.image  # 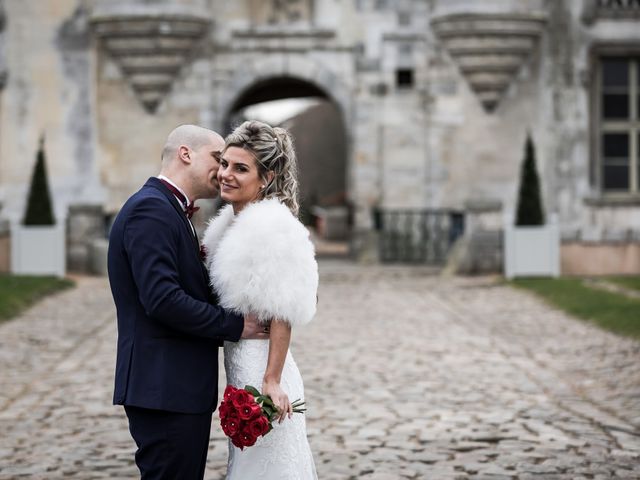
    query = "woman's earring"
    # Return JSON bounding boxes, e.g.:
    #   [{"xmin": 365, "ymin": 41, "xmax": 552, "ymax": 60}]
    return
[{"xmin": 260, "ymin": 185, "xmax": 265, "ymax": 189}]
